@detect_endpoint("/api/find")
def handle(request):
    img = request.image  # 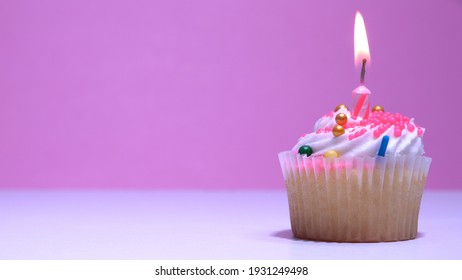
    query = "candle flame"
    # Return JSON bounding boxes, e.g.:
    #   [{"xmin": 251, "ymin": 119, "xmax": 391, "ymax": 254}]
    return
[{"xmin": 354, "ymin": 11, "xmax": 370, "ymax": 66}]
